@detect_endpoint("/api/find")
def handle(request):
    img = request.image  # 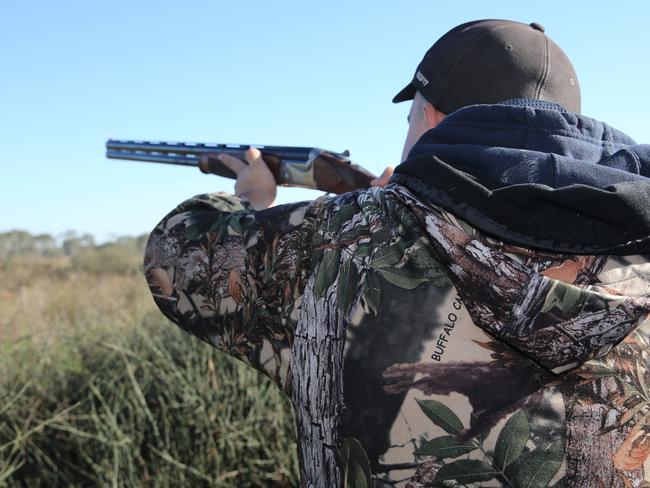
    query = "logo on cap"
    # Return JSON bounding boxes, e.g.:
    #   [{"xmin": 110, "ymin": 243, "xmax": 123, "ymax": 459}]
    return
[{"xmin": 415, "ymin": 70, "xmax": 429, "ymax": 87}]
